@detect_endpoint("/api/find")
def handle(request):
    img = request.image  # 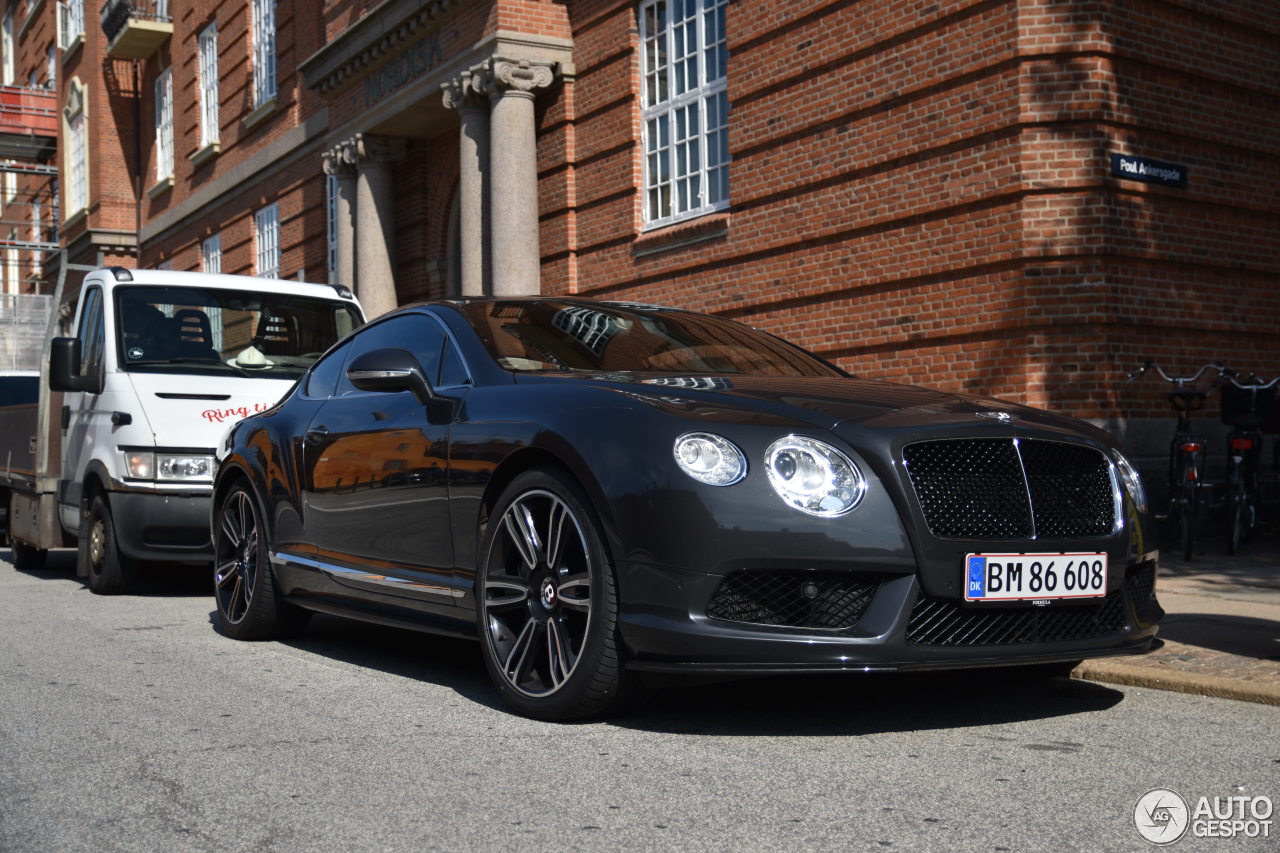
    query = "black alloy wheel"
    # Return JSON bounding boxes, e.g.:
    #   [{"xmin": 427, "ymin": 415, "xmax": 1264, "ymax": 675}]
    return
[
  {"xmin": 213, "ymin": 482, "xmax": 309, "ymax": 640},
  {"xmin": 477, "ymin": 468, "xmax": 632, "ymax": 720}
]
